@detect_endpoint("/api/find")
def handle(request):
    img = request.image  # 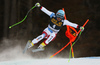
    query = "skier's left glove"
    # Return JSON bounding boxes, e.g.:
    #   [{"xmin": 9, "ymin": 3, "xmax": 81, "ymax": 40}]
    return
[
  {"xmin": 80, "ymin": 26, "xmax": 84, "ymax": 32},
  {"xmin": 35, "ymin": 3, "xmax": 41, "ymax": 7}
]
